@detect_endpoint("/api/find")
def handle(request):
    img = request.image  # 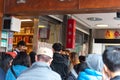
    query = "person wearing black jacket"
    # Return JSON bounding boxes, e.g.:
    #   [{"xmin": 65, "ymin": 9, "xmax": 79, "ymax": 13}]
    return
[
  {"xmin": 14, "ymin": 40, "xmax": 27, "ymax": 54},
  {"xmin": 50, "ymin": 43, "xmax": 69, "ymax": 80}
]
